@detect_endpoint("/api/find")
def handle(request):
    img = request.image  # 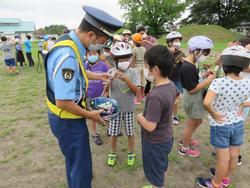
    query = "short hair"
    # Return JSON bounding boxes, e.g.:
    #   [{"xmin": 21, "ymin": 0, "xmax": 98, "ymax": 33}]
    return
[
  {"xmin": 26, "ymin": 35, "xmax": 31, "ymax": 39},
  {"xmin": 1, "ymin": 36, "xmax": 7, "ymax": 41},
  {"xmin": 144, "ymin": 45, "xmax": 174, "ymax": 77},
  {"xmin": 78, "ymin": 19, "xmax": 107, "ymax": 37},
  {"xmin": 137, "ymin": 26, "xmax": 146, "ymax": 33},
  {"xmin": 223, "ymin": 65, "xmax": 243, "ymax": 76},
  {"xmin": 238, "ymin": 37, "xmax": 250, "ymax": 47}
]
